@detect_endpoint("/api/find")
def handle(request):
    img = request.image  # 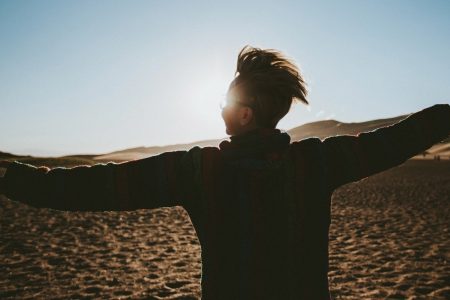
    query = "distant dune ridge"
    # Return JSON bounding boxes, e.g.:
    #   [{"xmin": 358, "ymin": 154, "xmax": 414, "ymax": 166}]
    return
[
  {"xmin": 94, "ymin": 114, "xmax": 449, "ymax": 161},
  {"xmin": 95, "ymin": 115, "xmax": 414, "ymax": 161},
  {"xmin": 1, "ymin": 114, "xmax": 448, "ymax": 165}
]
